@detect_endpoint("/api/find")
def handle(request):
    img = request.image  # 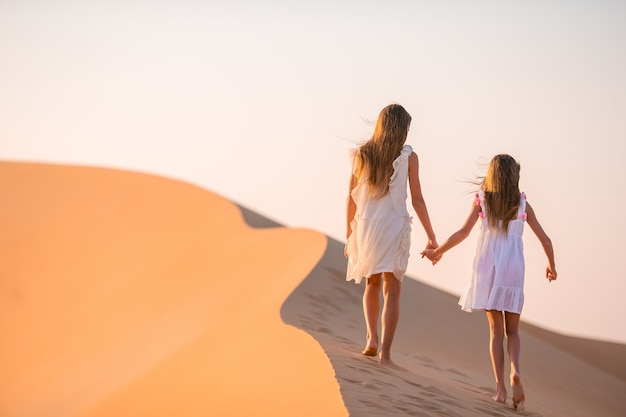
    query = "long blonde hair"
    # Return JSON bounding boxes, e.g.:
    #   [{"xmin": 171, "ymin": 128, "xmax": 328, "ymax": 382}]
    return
[
  {"xmin": 482, "ymin": 154, "xmax": 521, "ymax": 234},
  {"xmin": 353, "ymin": 104, "xmax": 412, "ymax": 199}
]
